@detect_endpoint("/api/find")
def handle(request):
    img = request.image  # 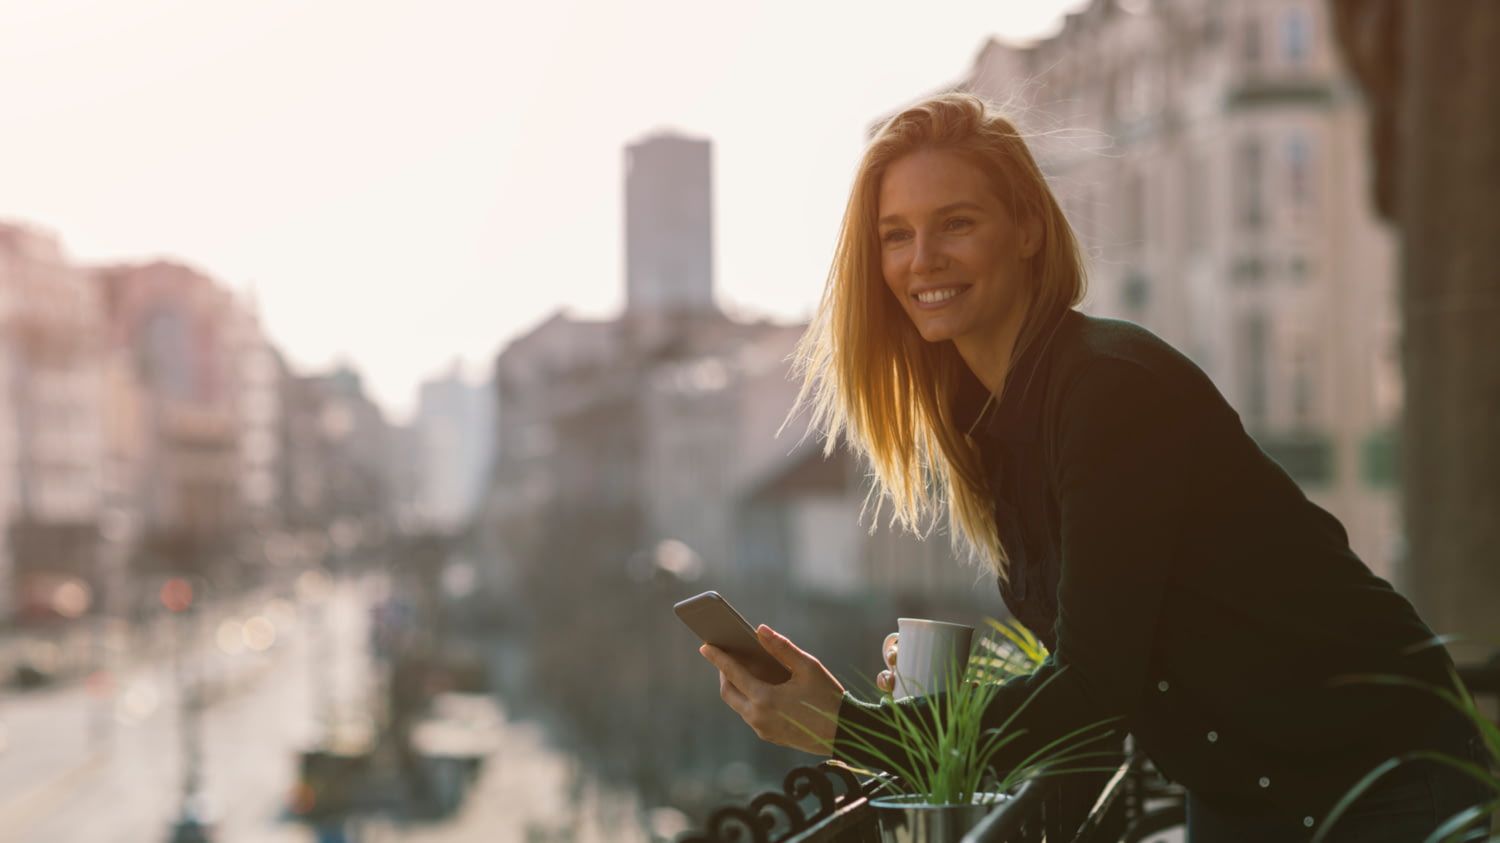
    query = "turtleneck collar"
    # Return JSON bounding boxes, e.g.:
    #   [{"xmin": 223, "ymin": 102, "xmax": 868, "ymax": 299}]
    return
[{"xmin": 951, "ymin": 308, "xmax": 1075, "ymax": 445}]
